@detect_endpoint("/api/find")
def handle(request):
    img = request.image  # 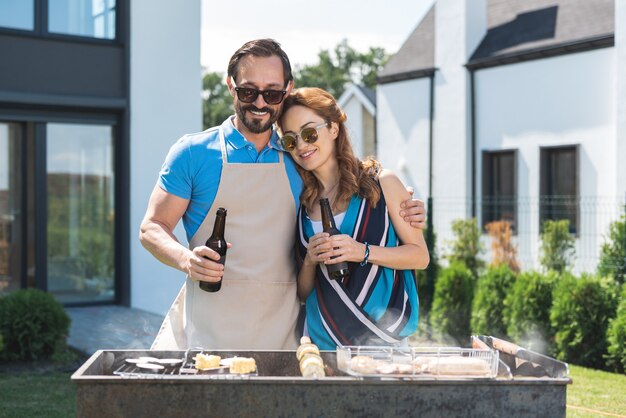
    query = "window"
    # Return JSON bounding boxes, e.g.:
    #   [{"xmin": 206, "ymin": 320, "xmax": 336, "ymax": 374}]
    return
[
  {"xmin": 482, "ymin": 150, "xmax": 517, "ymax": 231},
  {"xmin": 540, "ymin": 146, "xmax": 578, "ymax": 234},
  {"xmin": 0, "ymin": 0, "xmax": 117, "ymax": 39},
  {"xmin": 49, "ymin": 0, "xmax": 116, "ymax": 39},
  {"xmin": 0, "ymin": 122, "xmax": 24, "ymax": 296},
  {"xmin": 46, "ymin": 123, "xmax": 115, "ymax": 303},
  {"xmin": 0, "ymin": 0, "xmax": 34, "ymax": 31}
]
